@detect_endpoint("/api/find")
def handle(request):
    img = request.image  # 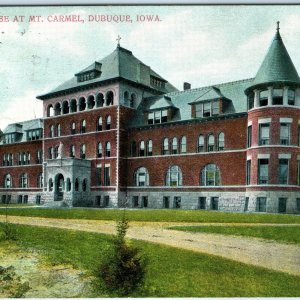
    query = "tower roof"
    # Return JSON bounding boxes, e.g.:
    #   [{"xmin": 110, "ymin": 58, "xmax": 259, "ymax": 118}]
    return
[{"xmin": 251, "ymin": 24, "xmax": 300, "ymax": 88}]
